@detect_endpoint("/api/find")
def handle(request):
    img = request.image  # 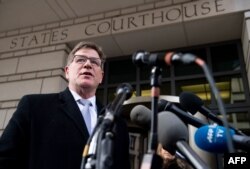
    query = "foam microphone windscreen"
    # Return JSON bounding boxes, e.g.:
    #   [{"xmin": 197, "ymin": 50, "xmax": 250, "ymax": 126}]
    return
[
  {"xmin": 179, "ymin": 91, "xmax": 204, "ymax": 114},
  {"xmin": 158, "ymin": 111, "xmax": 189, "ymax": 155},
  {"xmin": 130, "ymin": 105, "xmax": 151, "ymax": 129},
  {"xmin": 194, "ymin": 125, "xmax": 235, "ymax": 153}
]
